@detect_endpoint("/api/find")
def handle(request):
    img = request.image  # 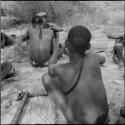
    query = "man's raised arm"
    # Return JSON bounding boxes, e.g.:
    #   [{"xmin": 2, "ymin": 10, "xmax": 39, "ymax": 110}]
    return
[{"xmin": 48, "ymin": 34, "xmax": 59, "ymax": 67}]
